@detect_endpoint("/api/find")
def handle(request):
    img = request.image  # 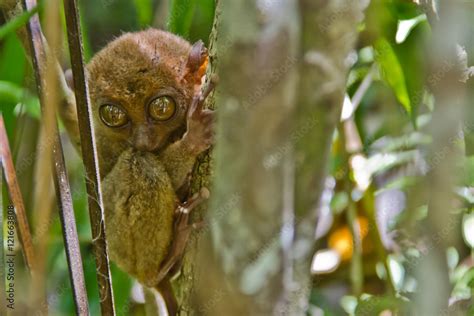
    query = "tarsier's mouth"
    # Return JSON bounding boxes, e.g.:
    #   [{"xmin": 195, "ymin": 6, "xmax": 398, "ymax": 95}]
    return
[{"xmin": 130, "ymin": 139, "xmax": 167, "ymax": 153}]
